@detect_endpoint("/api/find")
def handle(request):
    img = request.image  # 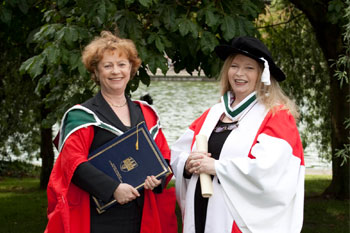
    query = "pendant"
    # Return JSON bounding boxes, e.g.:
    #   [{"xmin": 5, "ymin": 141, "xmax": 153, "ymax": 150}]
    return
[{"xmin": 214, "ymin": 121, "xmax": 239, "ymax": 133}]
